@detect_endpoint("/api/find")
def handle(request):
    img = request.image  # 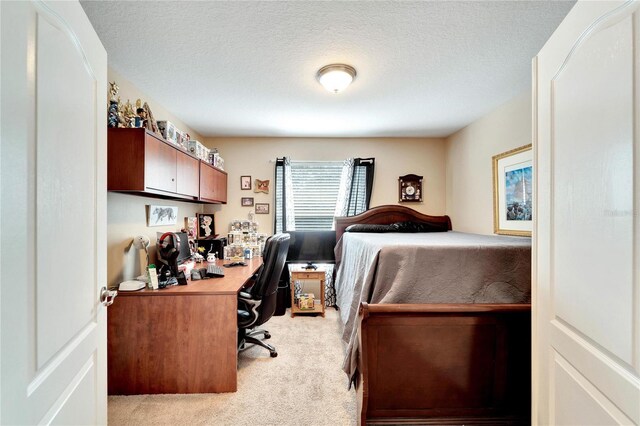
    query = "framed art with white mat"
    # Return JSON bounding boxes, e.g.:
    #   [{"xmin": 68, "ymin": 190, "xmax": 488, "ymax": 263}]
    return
[{"xmin": 492, "ymin": 144, "xmax": 532, "ymax": 236}]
